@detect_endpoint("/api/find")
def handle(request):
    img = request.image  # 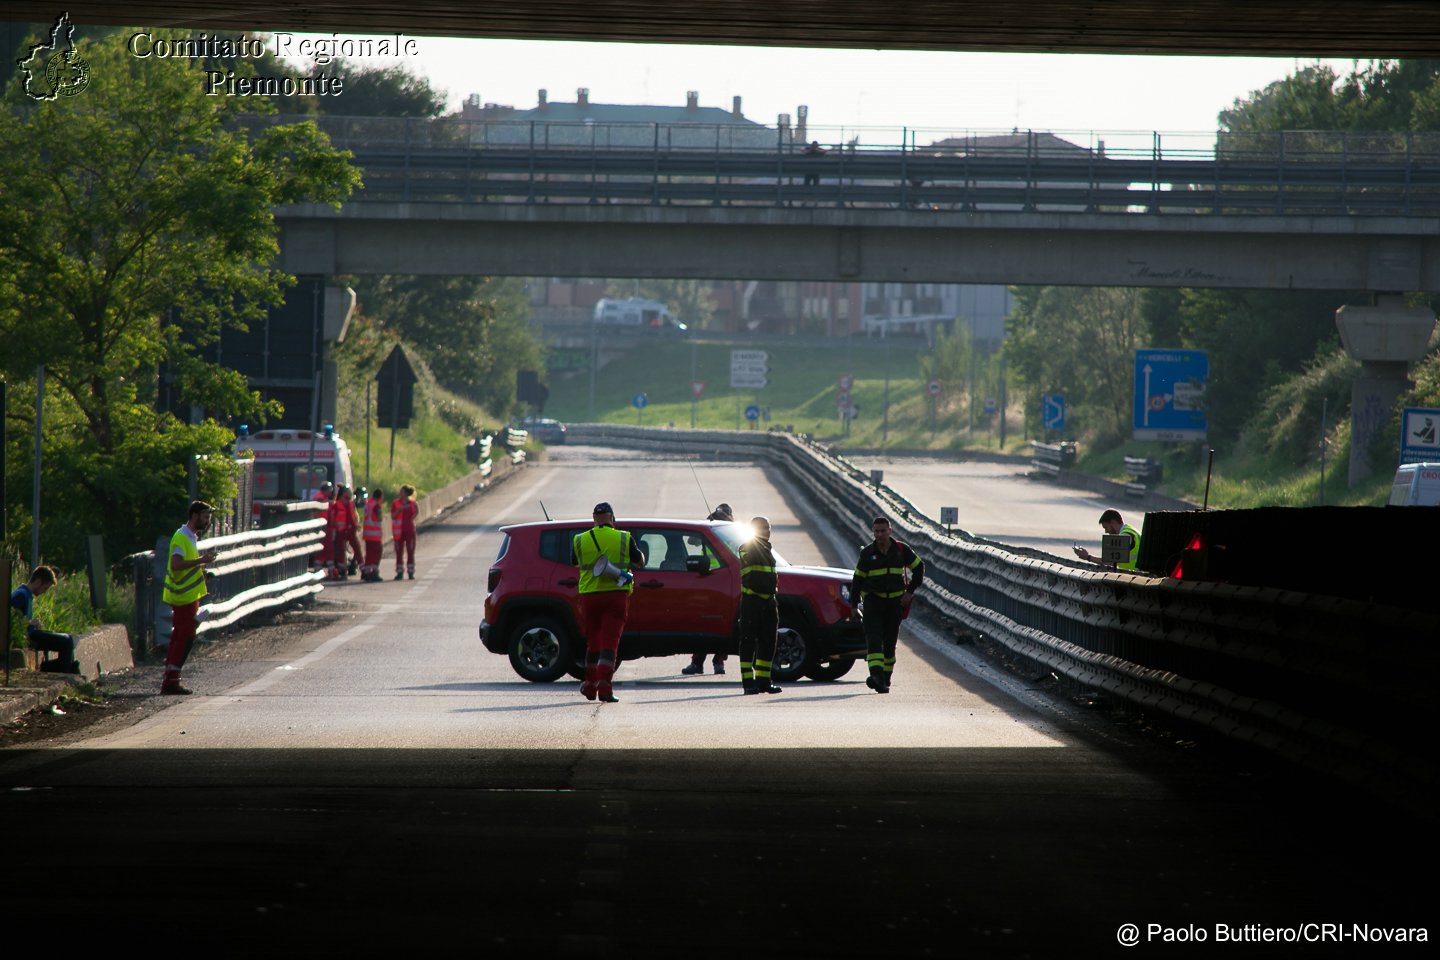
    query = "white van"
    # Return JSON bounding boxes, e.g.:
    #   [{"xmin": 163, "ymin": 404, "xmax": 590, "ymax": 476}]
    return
[
  {"xmin": 592, "ymin": 297, "xmax": 685, "ymax": 330},
  {"xmin": 1387, "ymin": 462, "xmax": 1440, "ymax": 506},
  {"xmin": 234, "ymin": 424, "xmax": 355, "ymax": 519}
]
